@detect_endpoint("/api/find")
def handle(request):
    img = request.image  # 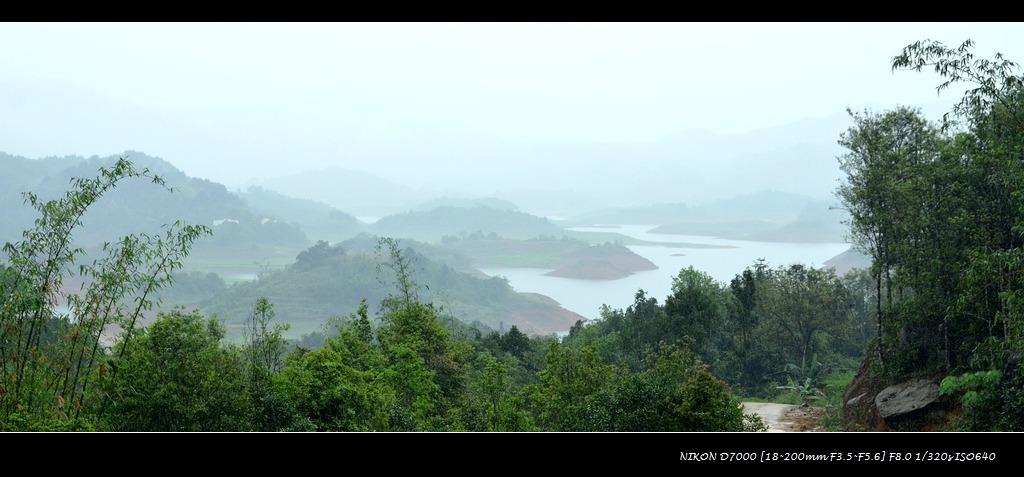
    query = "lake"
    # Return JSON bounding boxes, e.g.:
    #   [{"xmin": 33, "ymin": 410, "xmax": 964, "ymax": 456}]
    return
[{"xmin": 477, "ymin": 224, "xmax": 851, "ymax": 327}]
